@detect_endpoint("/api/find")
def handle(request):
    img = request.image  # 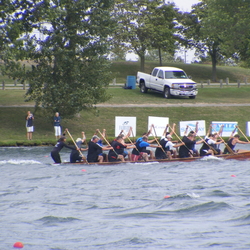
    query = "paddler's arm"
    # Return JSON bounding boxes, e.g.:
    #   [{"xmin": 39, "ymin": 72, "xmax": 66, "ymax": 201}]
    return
[
  {"xmin": 206, "ymin": 124, "xmax": 212, "ymax": 137},
  {"xmin": 184, "ymin": 125, "xmax": 189, "ymax": 136},
  {"xmin": 229, "ymin": 126, "xmax": 237, "ymax": 138},
  {"xmin": 146, "ymin": 124, "xmax": 153, "ymax": 137},
  {"xmin": 218, "ymin": 124, "xmax": 224, "ymax": 137},
  {"xmin": 169, "ymin": 123, "xmax": 176, "ymax": 136}
]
